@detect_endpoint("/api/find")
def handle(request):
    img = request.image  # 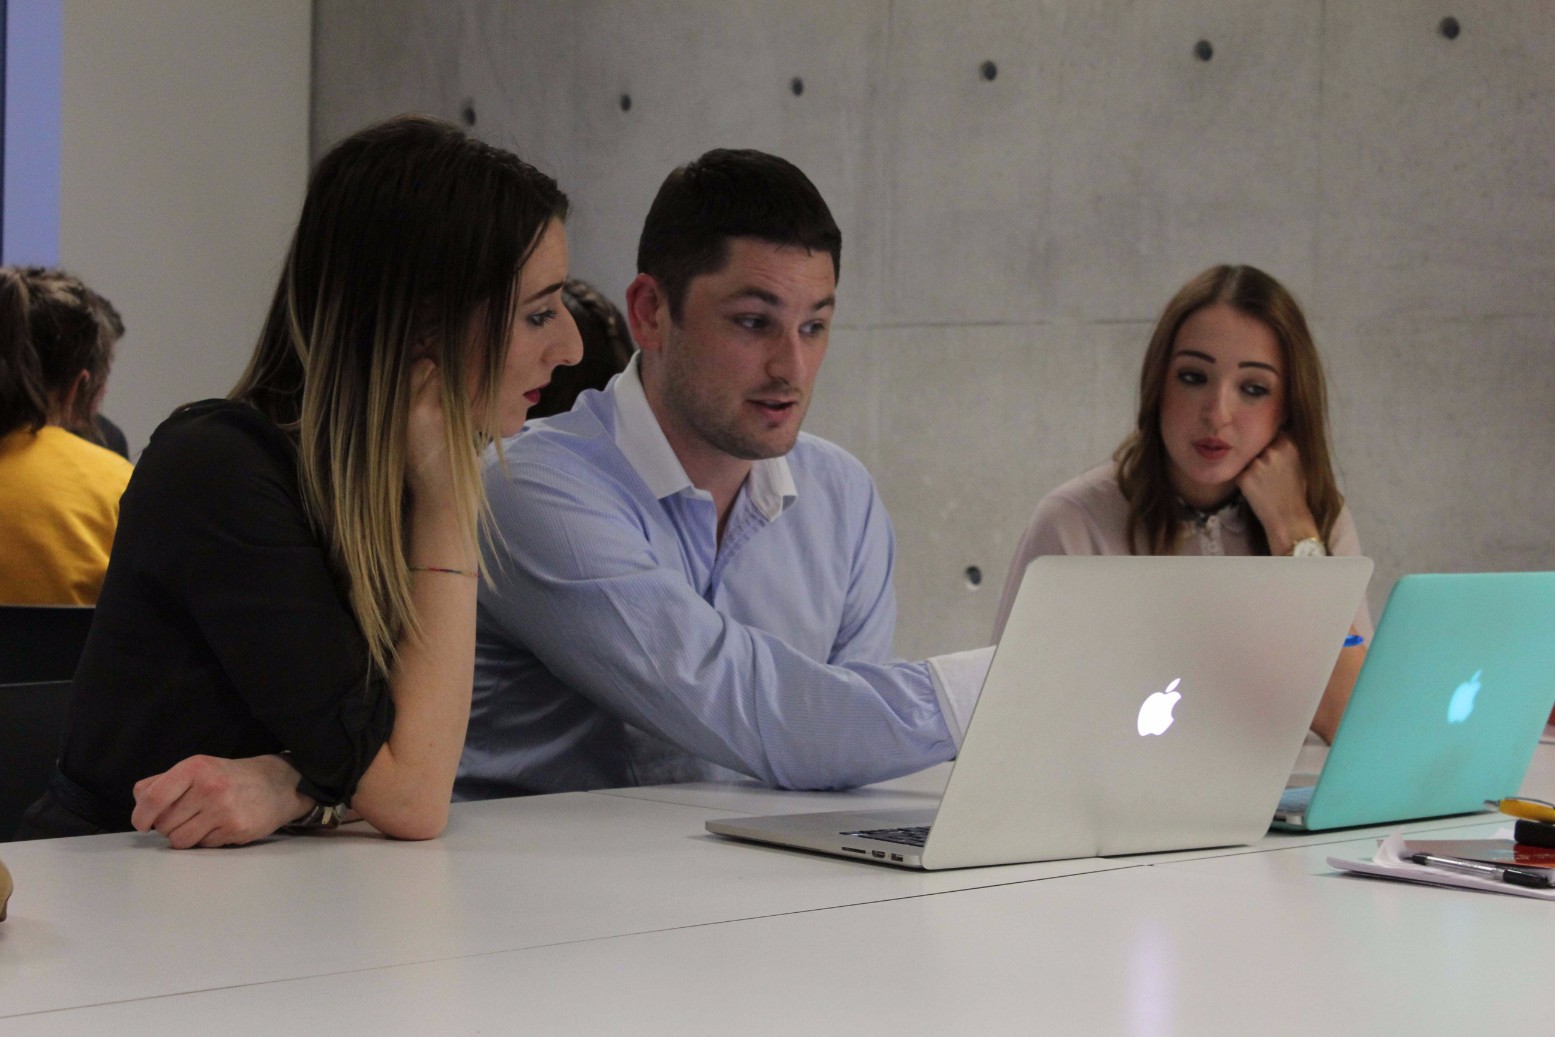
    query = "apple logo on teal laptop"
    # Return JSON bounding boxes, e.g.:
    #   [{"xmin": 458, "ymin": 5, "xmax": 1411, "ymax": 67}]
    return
[
  {"xmin": 1447, "ymin": 670, "xmax": 1482, "ymax": 724},
  {"xmin": 1137, "ymin": 678, "xmax": 1182, "ymax": 736}
]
